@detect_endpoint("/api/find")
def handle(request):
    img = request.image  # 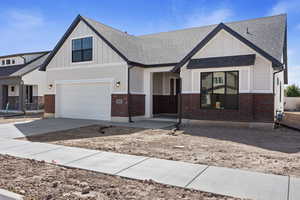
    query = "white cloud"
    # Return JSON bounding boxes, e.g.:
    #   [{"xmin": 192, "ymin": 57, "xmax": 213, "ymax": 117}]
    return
[
  {"xmin": 185, "ymin": 8, "xmax": 233, "ymax": 28},
  {"xmin": 6, "ymin": 9, "xmax": 44, "ymax": 29},
  {"xmin": 269, "ymin": 0, "xmax": 300, "ymax": 15}
]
